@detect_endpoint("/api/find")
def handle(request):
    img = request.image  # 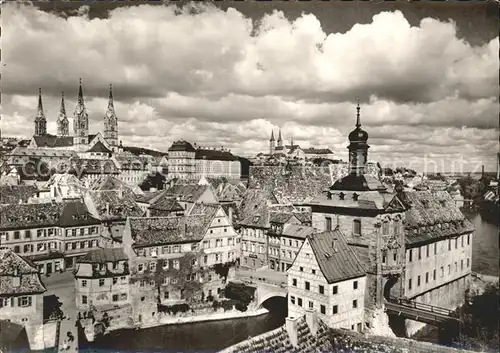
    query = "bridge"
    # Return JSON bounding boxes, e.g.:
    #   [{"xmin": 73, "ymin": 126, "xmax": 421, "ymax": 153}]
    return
[
  {"xmin": 234, "ymin": 268, "xmax": 288, "ymax": 307},
  {"xmin": 385, "ymin": 298, "xmax": 461, "ymax": 326}
]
